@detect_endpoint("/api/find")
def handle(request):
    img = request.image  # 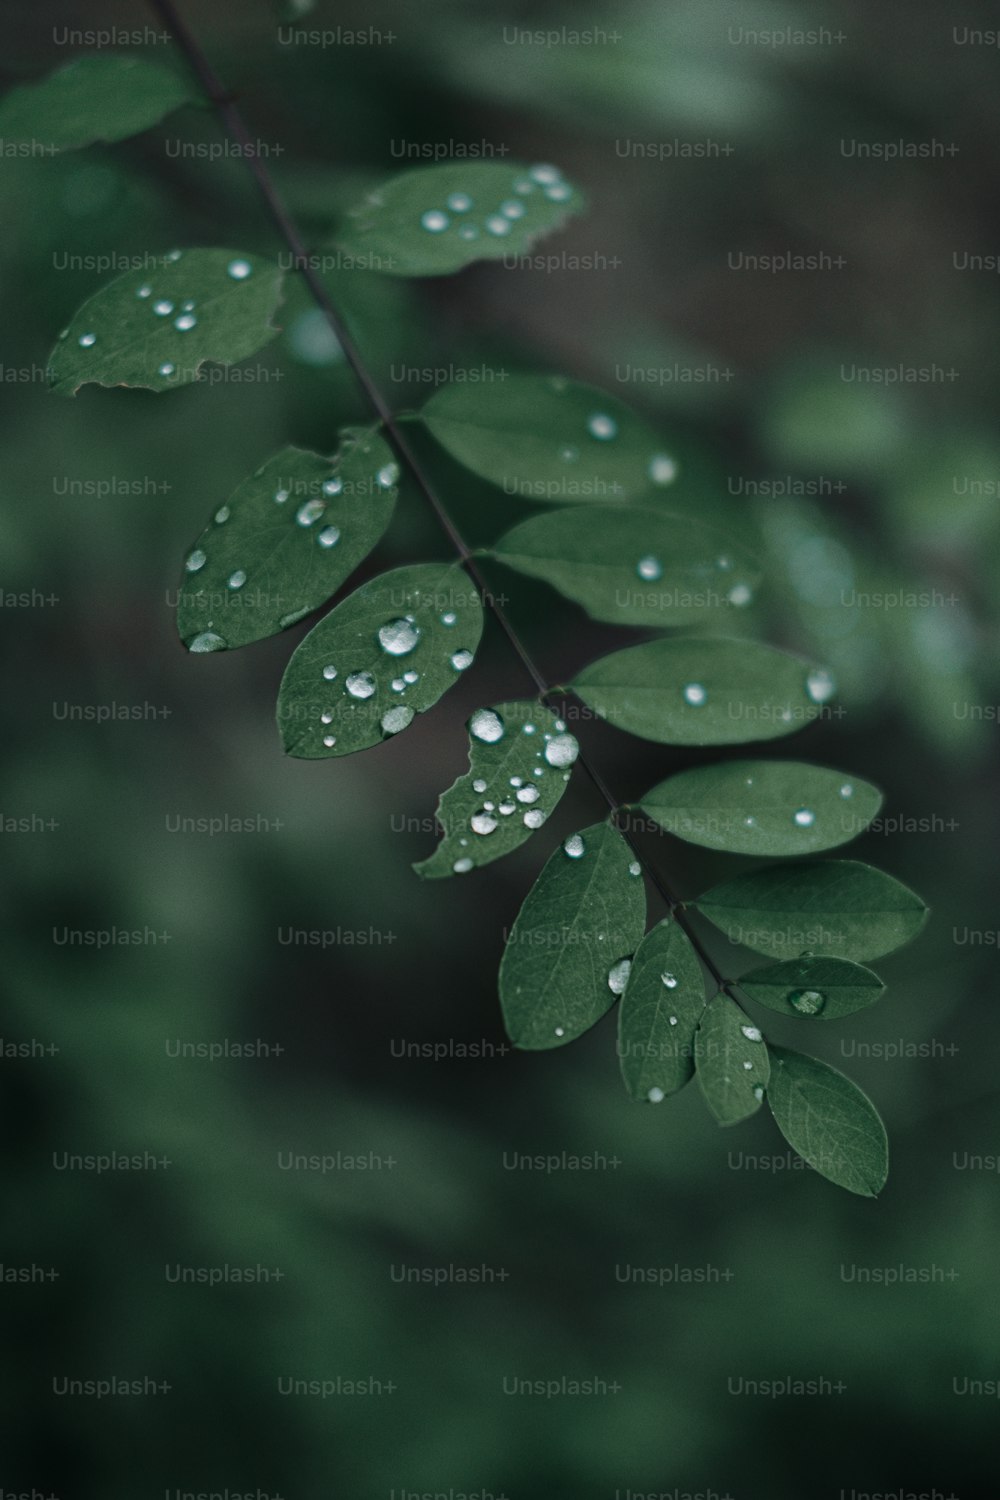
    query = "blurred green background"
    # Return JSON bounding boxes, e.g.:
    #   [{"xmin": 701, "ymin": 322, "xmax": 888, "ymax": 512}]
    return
[{"xmin": 2, "ymin": 0, "xmax": 998, "ymax": 1495}]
